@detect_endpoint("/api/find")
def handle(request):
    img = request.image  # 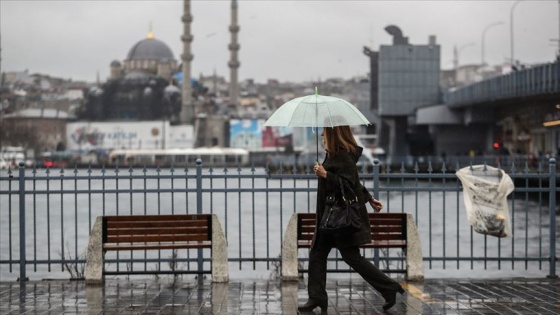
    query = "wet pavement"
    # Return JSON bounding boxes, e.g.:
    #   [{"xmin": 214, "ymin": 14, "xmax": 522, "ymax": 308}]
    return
[{"xmin": 0, "ymin": 276, "xmax": 559, "ymax": 314}]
